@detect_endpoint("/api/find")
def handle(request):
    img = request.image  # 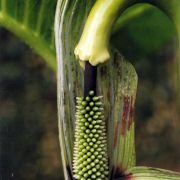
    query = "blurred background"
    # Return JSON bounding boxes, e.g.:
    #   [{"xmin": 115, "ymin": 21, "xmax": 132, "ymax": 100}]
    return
[
  {"xmin": 0, "ymin": 4, "xmax": 180, "ymax": 180},
  {"xmin": 0, "ymin": 29, "xmax": 62, "ymax": 179}
]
